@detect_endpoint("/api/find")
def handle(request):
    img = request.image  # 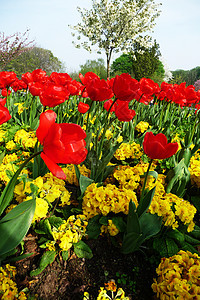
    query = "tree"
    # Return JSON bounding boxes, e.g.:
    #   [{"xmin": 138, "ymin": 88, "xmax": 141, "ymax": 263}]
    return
[
  {"xmin": 111, "ymin": 40, "xmax": 164, "ymax": 83},
  {"xmin": 0, "ymin": 29, "xmax": 34, "ymax": 71},
  {"xmin": 171, "ymin": 67, "xmax": 200, "ymax": 86},
  {"xmin": 5, "ymin": 47, "xmax": 66, "ymax": 78},
  {"xmin": 70, "ymin": 0, "xmax": 161, "ymax": 78},
  {"xmin": 111, "ymin": 53, "xmax": 134, "ymax": 76},
  {"xmin": 79, "ymin": 58, "xmax": 107, "ymax": 79}
]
